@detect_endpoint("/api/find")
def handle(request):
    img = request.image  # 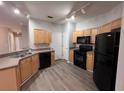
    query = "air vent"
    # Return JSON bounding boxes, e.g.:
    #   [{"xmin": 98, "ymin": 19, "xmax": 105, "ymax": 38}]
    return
[{"xmin": 47, "ymin": 16, "xmax": 53, "ymax": 19}]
